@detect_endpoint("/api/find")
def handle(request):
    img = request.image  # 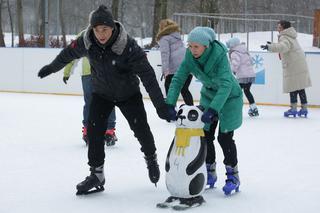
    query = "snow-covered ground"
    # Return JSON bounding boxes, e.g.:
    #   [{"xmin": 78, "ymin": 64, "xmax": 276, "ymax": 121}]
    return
[{"xmin": 1, "ymin": 92, "xmax": 319, "ymax": 213}]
